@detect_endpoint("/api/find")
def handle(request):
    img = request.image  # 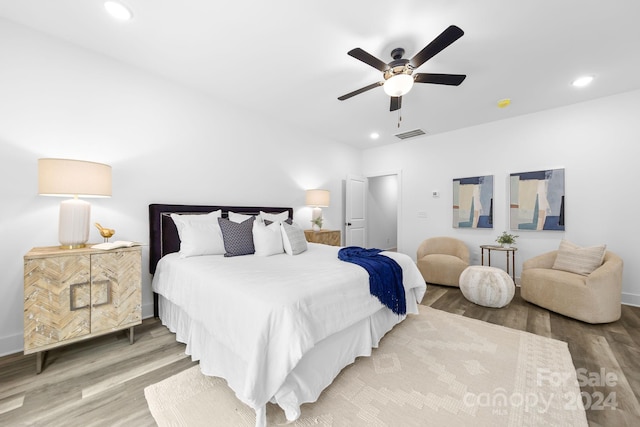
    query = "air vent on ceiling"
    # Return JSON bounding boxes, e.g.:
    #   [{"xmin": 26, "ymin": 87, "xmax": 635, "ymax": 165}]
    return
[{"xmin": 394, "ymin": 129, "xmax": 426, "ymax": 140}]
